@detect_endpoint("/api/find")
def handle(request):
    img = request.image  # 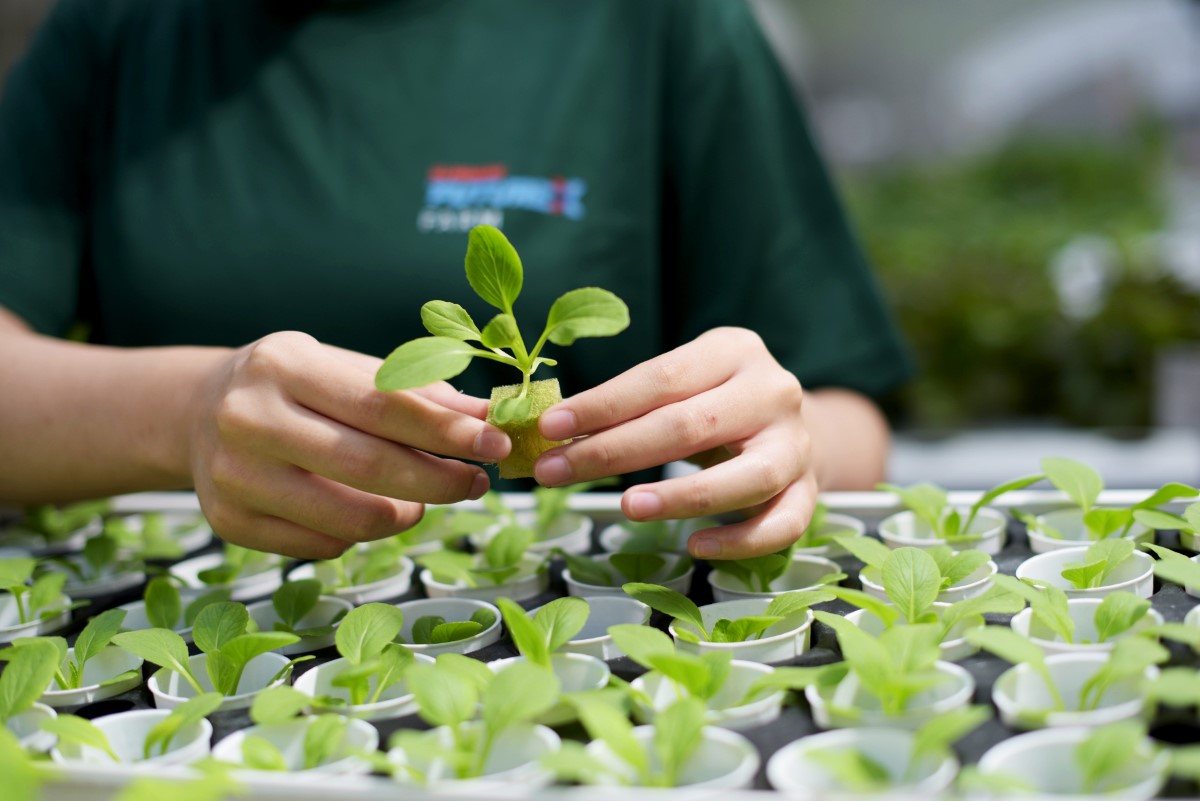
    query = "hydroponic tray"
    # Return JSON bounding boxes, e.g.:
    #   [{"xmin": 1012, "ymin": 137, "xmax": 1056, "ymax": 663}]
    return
[{"xmin": 16, "ymin": 490, "xmax": 1200, "ymax": 800}]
